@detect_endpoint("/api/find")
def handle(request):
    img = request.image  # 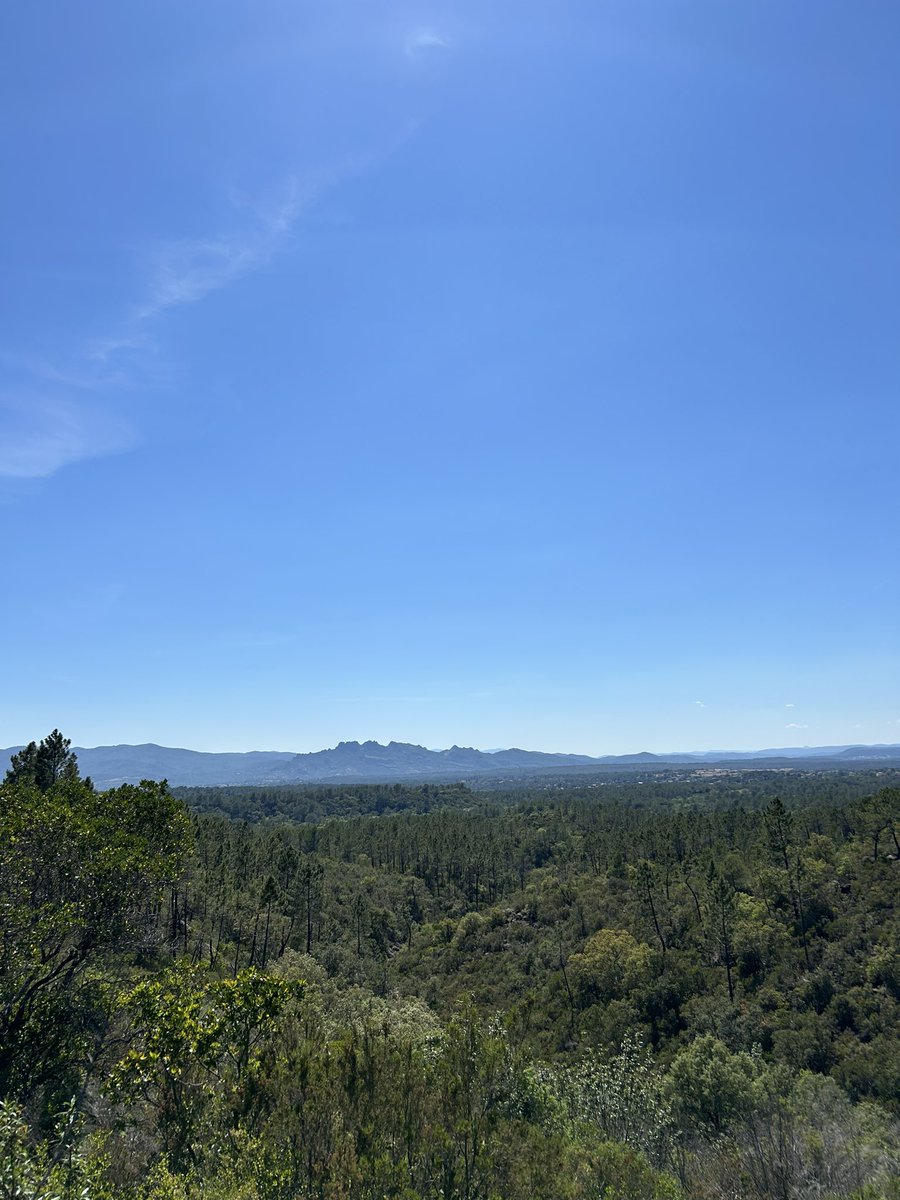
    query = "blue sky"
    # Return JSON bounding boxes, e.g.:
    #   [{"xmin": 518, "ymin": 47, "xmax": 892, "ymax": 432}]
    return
[{"xmin": 2, "ymin": 1, "xmax": 898, "ymax": 755}]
